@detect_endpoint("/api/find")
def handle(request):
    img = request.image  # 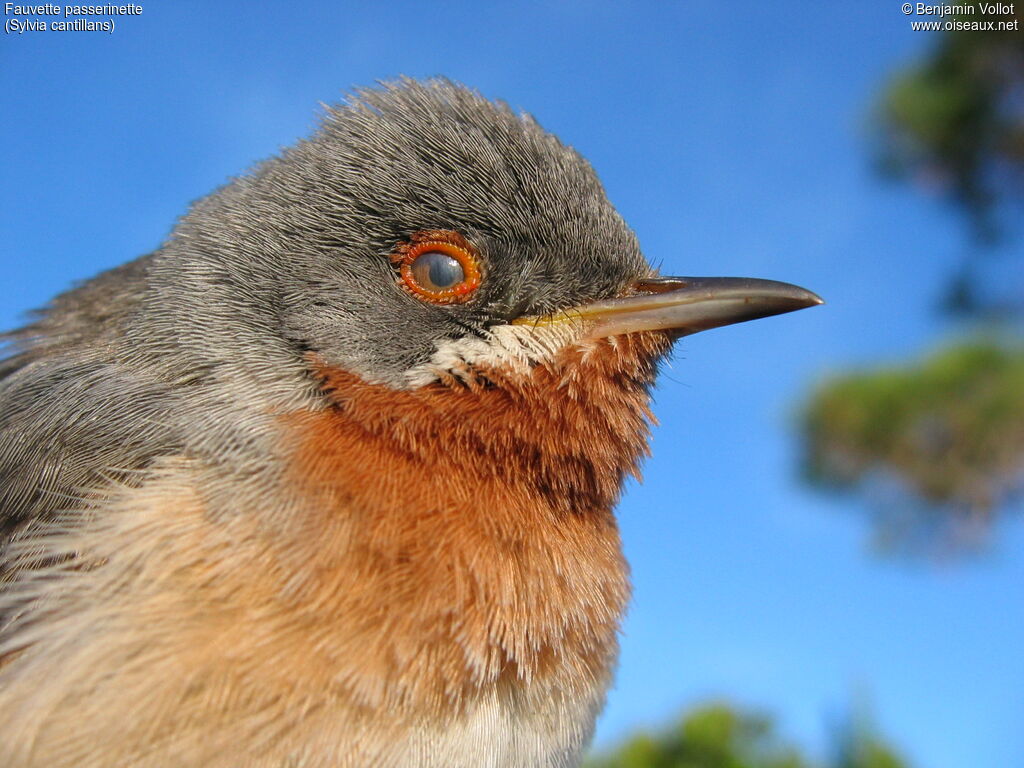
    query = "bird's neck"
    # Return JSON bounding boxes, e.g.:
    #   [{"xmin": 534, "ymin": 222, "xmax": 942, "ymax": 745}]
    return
[{"xmin": 277, "ymin": 332, "xmax": 669, "ymax": 719}]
